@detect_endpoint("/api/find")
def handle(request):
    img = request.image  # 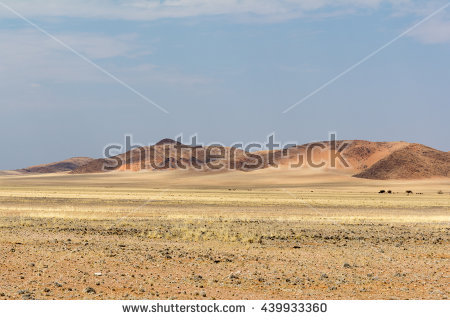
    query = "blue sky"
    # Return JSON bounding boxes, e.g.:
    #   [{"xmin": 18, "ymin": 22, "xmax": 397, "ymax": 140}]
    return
[{"xmin": 0, "ymin": 0, "xmax": 449, "ymax": 169}]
